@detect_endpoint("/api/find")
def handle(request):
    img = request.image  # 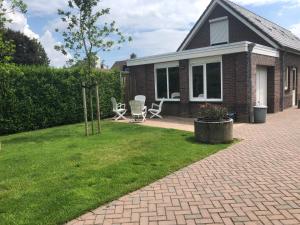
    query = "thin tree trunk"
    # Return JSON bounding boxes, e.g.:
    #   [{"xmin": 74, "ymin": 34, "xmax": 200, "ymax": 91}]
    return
[
  {"xmin": 89, "ymin": 87, "xmax": 94, "ymax": 135},
  {"xmin": 82, "ymin": 82, "xmax": 89, "ymax": 136},
  {"xmin": 95, "ymin": 81, "xmax": 101, "ymax": 133}
]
